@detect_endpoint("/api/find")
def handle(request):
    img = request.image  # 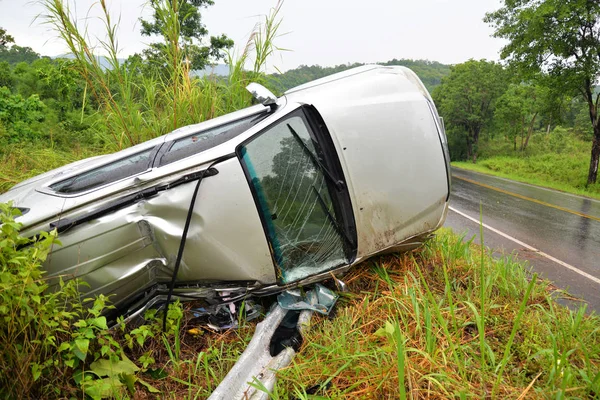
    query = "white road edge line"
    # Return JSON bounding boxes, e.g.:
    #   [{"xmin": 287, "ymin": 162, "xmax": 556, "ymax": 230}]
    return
[{"xmin": 448, "ymin": 206, "xmax": 600, "ymax": 286}]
